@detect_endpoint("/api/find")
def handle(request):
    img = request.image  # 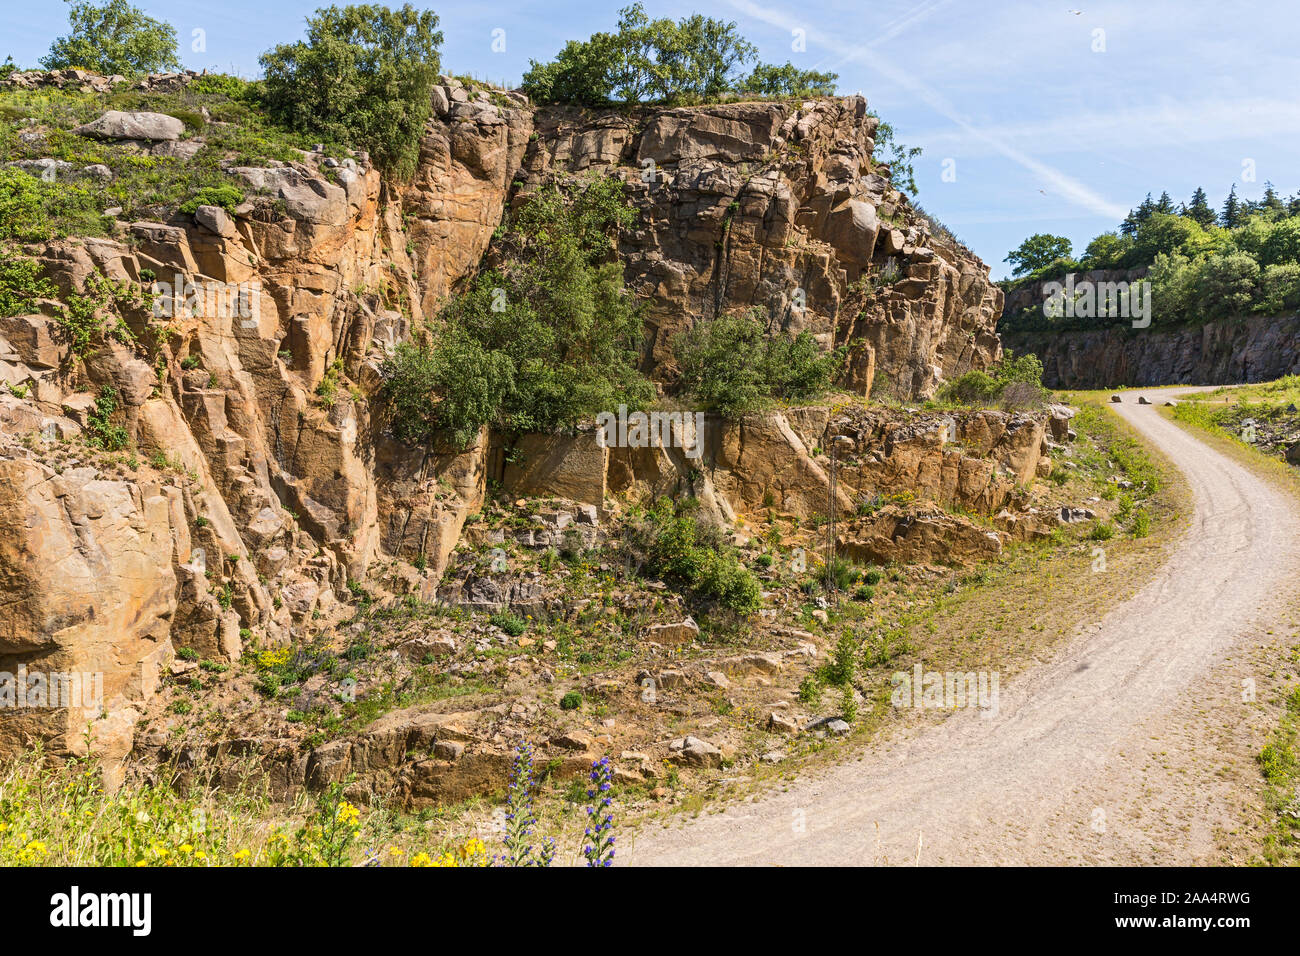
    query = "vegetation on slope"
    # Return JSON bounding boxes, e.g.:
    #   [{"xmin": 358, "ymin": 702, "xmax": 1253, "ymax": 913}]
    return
[
  {"xmin": 1000, "ymin": 183, "xmax": 1300, "ymax": 332},
  {"xmin": 381, "ymin": 176, "xmax": 654, "ymax": 447}
]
